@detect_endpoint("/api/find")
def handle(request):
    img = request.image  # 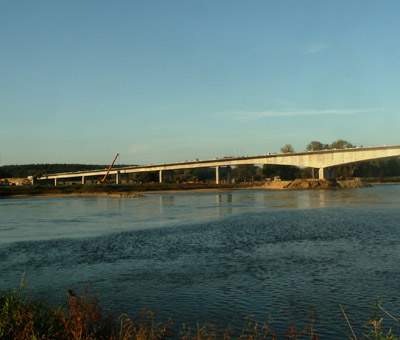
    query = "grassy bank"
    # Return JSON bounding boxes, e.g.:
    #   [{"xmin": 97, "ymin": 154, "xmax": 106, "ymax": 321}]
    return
[
  {"xmin": 1, "ymin": 281, "xmax": 398, "ymax": 340},
  {"xmin": 363, "ymin": 176, "xmax": 400, "ymax": 184}
]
